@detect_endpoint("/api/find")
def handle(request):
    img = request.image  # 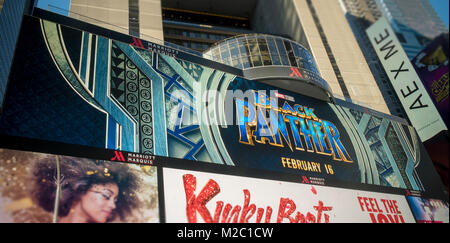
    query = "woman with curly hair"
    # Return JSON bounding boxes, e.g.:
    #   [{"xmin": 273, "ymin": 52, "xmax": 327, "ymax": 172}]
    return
[{"xmin": 32, "ymin": 156, "xmax": 141, "ymax": 223}]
